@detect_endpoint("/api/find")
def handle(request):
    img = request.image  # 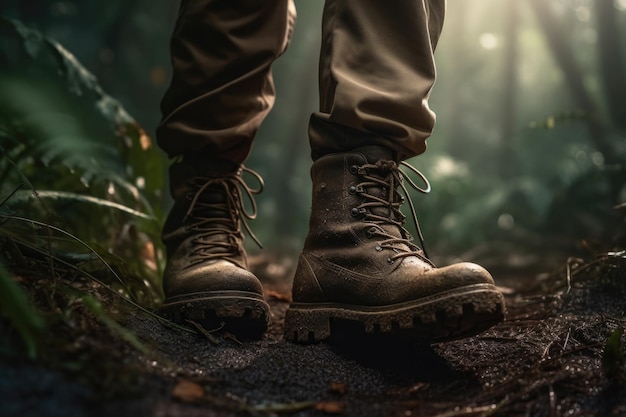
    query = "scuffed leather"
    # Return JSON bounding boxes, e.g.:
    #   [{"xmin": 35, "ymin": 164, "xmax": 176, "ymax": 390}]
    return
[{"xmin": 292, "ymin": 147, "xmax": 495, "ymax": 306}]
